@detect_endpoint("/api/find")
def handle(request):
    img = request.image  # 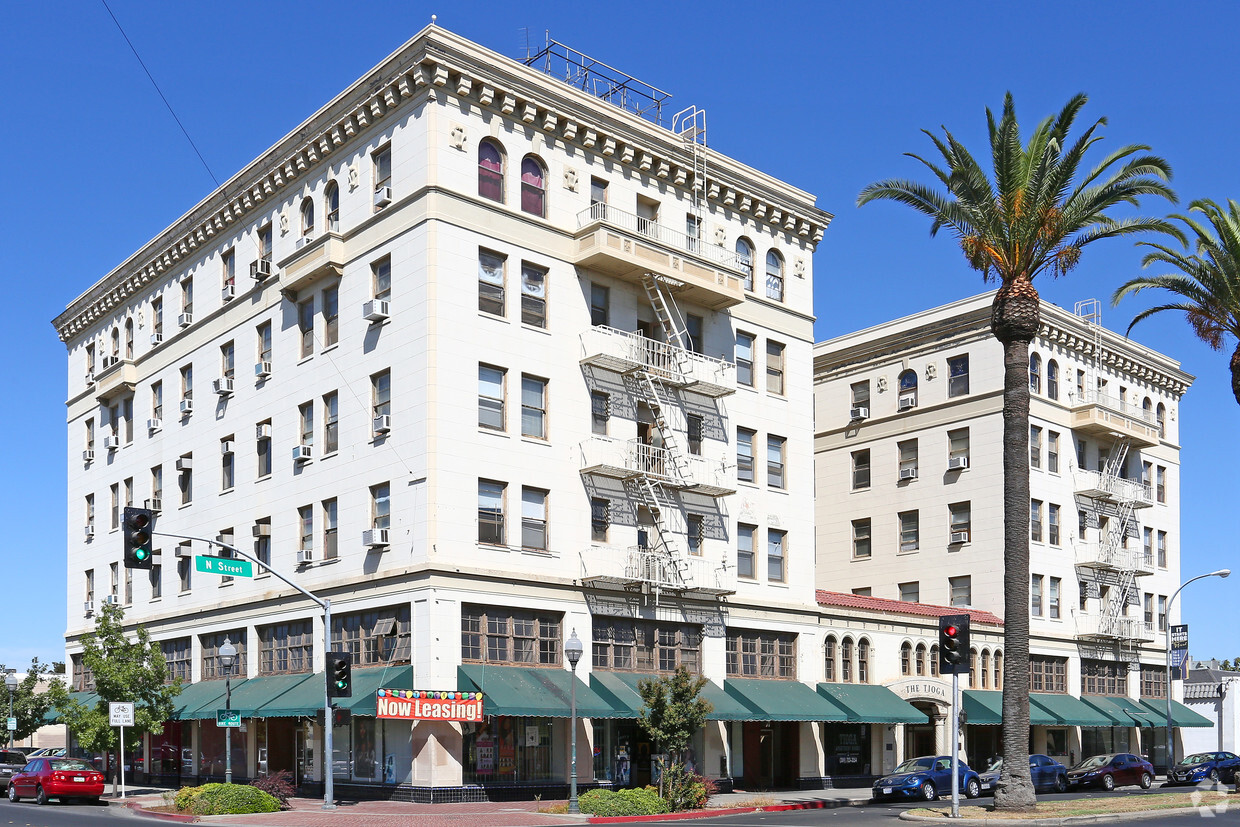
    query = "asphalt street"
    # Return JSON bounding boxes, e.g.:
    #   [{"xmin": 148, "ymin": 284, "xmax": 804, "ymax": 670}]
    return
[{"xmin": 0, "ymin": 797, "xmax": 138, "ymax": 825}]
